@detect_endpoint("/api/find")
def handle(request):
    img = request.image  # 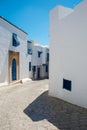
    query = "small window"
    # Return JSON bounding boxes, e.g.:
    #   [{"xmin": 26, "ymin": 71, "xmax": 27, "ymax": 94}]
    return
[
  {"xmin": 38, "ymin": 51, "xmax": 42, "ymax": 58},
  {"xmin": 29, "ymin": 62, "xmax": 31, "ymax": 71},
  {"xmin": 46, "ymin": 65, "xmax": 48, "ymax": 72},
  {"xmin": 12, "ymin": 33, "xmax": 20, "ymax": 47},
  {"xmin": 63, "ymin": 79, "xmax": 72, "ymax": 91},
  {"xmin": 28, "ymin": 49, "xmax": 32, "ymax": 55}
]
